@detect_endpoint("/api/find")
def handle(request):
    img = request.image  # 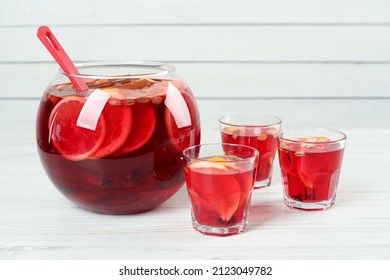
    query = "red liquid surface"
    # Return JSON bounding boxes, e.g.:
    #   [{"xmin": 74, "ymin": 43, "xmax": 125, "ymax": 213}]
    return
[
  {"xmin": 278, "ymin": 142, "xmax": 344, "ymax": 203},
  {"xmin": 221, "ymin": 127, "xmax": 277, "ymax": 182},
  {"xmin": 36, "ymin": 79, "xmax": 200, "ymax": 214},
  {"xmin": 184, "ymin": 158, "xmax": 255, "ymax": 227}
]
